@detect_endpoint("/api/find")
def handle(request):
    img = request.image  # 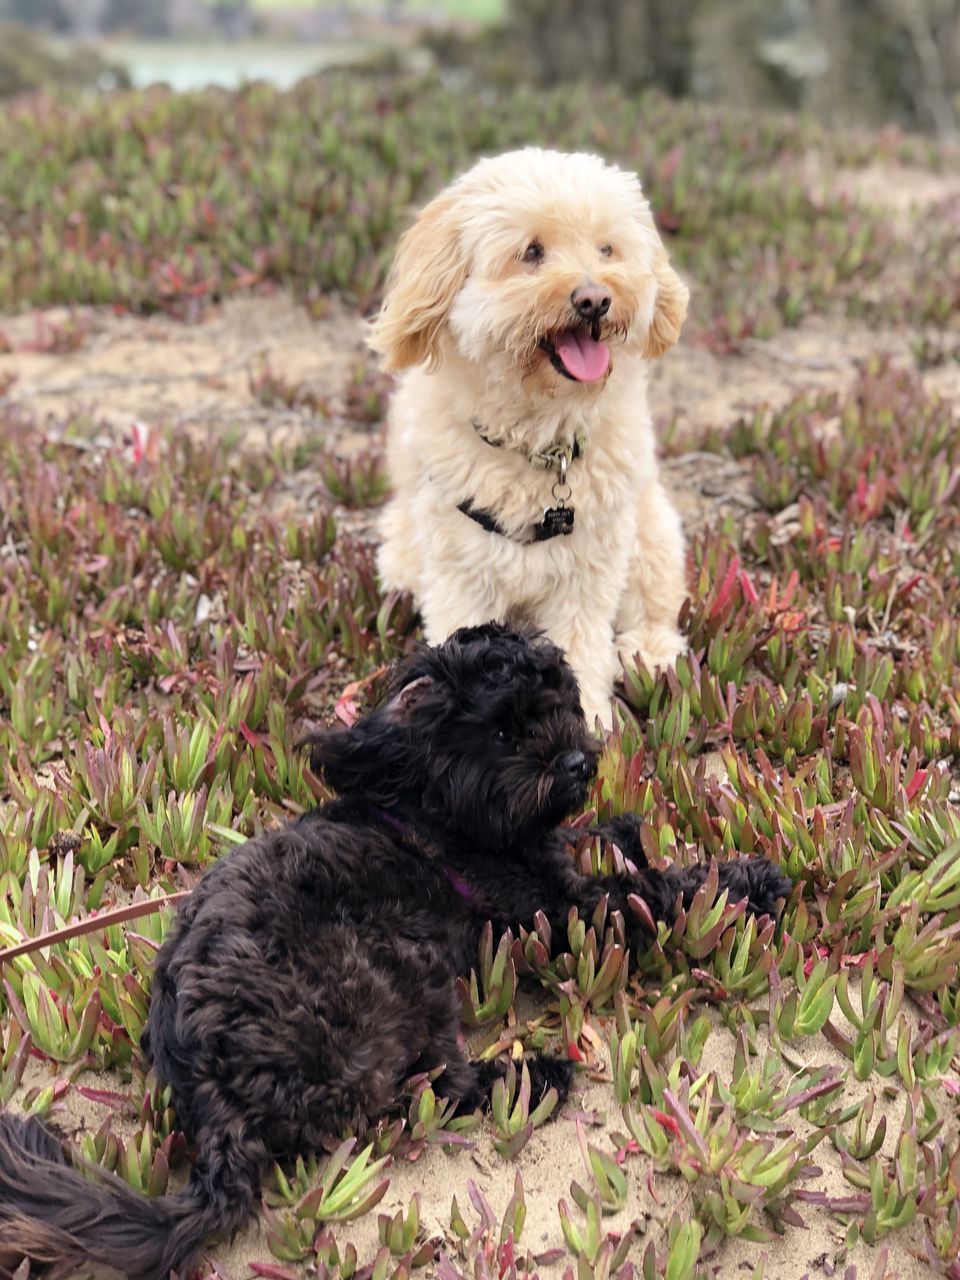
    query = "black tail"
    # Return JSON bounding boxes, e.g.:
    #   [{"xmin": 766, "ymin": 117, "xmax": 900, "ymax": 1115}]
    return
[{"xmin": 0, "ymin": 1111, "xmax": 255, "ymax": 1280}]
